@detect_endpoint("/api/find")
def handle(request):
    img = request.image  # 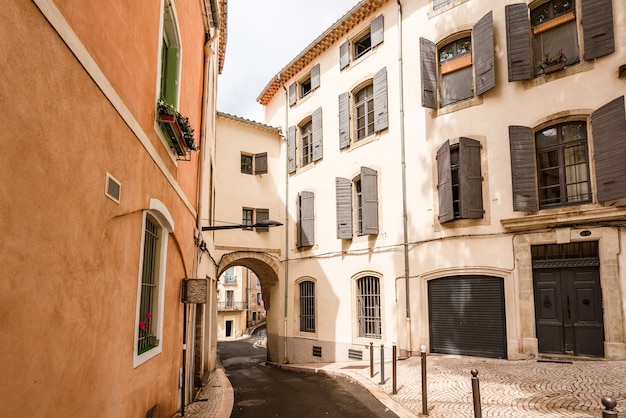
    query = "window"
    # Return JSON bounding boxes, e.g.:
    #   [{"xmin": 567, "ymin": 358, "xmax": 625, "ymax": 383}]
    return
[
  {"xmin": 160, "ymin": 1, "xmax": 181, "ymax": 107},
  {"xmin": 241, "ymin": 208, "xmax": 271, "ymax": 231},
  {"xmin": 226, "ymin": 290, "xmax": 234, "ymax": 308},
  {"xmin": 356, "ymin": 276, "xmax": 381, "ymax": 339},
  {"xmin": 241, "ymin": 155, "xmax": 252, "ymax": 174},
  {"xmin": 420, "ymin": 12, "xmax": 495, "ymax": 109},
  {"xmin": 336, "ymin": 167, "xmax": 379, "ymax": 238},
  {"xmin": 256, "ymin": 293, "xmax": 261, "ymax": 305},
  {"xmin": 300, "ymin": 76, "xmax": 312, "ymax": 98},
  {"xmin": 340, "ymin": 15, "xmax": 383, "ymax": 69},
  {"xmin": 339, "ymin": 68, "xmax": 388, "ymax": 149},
  {"xmin": 299, "ymin": 280, "xmax": 316, "ymax": 333},
  {"xmin": 288, "ymin": 108, "xmax": 323, "ymax": 173},
  {"xmin": 297, "ymin": 191, "xmax": 315, "ymax": 248},
  {"xmin": 509, "ymin": 96, "xmax": 626, "ymax": 212},
  {"xmin": 505, "ymin": 1, "xmax": 615, "ymax": 82},
  {"xmin": 288, "ymin": 64, "xmax": 320, "ymax": 106},
  {"xmin": 437, "ymin": 138, "xmax": 484, "ymax": 223},
  {"xmin": 223, "ymin": 267, "xmax": 236, "ymax": 284},
  {"xmin": 242, "ymin": 208, "xmax": 253, "ymax": 230},
  {"xmin": 241, "ymin": 153, "xmax": 268, "ymax": 175}
]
